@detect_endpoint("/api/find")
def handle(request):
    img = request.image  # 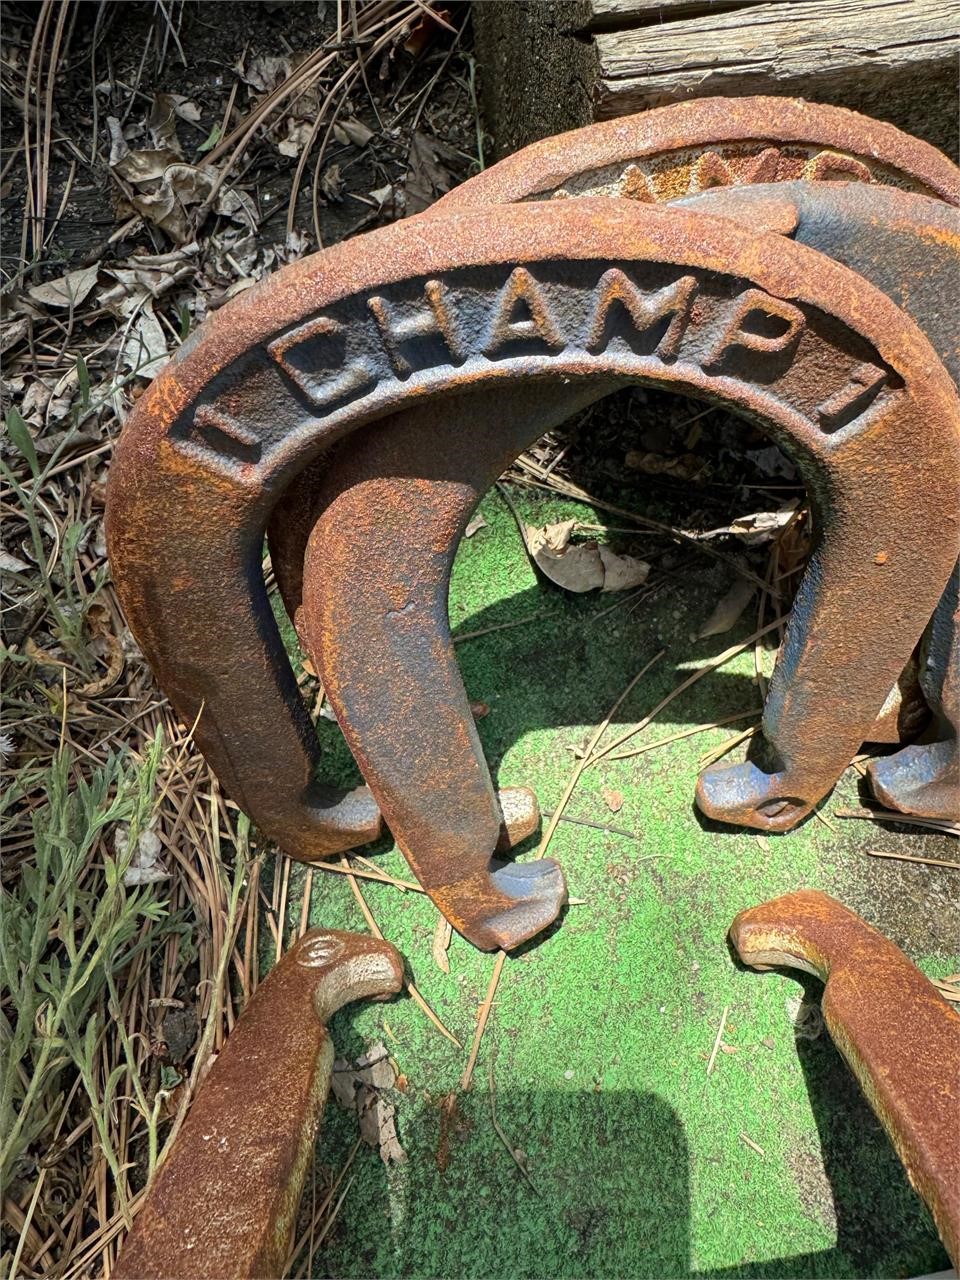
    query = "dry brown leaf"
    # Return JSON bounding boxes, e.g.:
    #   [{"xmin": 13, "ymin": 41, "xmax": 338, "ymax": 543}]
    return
[
  {"xmin": 333, "ymin": 118, "xmax": 375, "ymax": 148},
  {"xmin": 359, "ymin": 1091, "xmax": 406, "ymax": 1164},
  {"xmin": 405, "ymin": 131, "xmax": 456, "ymax": 215},
  {"xmin": 27, "ymin": 265, "xmax": 99, "ymax": 310},
  {"xmin": 465, "ymin": 513, "xmax": 487, "ymax": 538},
  {"xmin": 432, "ymin": 915, "xmax": 452, "ymax": 974},
  {"xmin": 320, "ymin": 164, "xmax": 345, "ymax": 203},
  {"xmin": 598, "ymin": 544, "xmax": 649, "ymax": 593},
  {"xmin": 237, "ymin": 52, "xmax": 292, "ymax": 93},
  {"xmin": 1, "ymin": 315, "xmax": 29, "ymax": 353},
  {"xmin": 699, "ymin": 577, "xmax": 756, "ymax": 638},
  {"xmin": 78, "ymin": 604, "xmax": 124, "ymax": 697},
  {"xmin": 602, "ymin": 788, "xmax": 624, "ymax": 813},
  {"xmin": 402, "ymin": 7, "xmax": 453, "ymax": 56},
  {"xmin": 333, "ymin": 1043, "xmax": 406, "ymax": 1164},
  {"xmin": 525, "ymin": 521, "xmax": 649, "ymax": 594},
  {"xmin": 120, "ymin": 302, "xmax": 169, "ymax": 380},
  {"xmin": 703, "ymin": 501, "xmax": 800, "ymax": 546},
  {"xmin": 624, "ymin": 450, "xmax": 708, "ymax": 483}
]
